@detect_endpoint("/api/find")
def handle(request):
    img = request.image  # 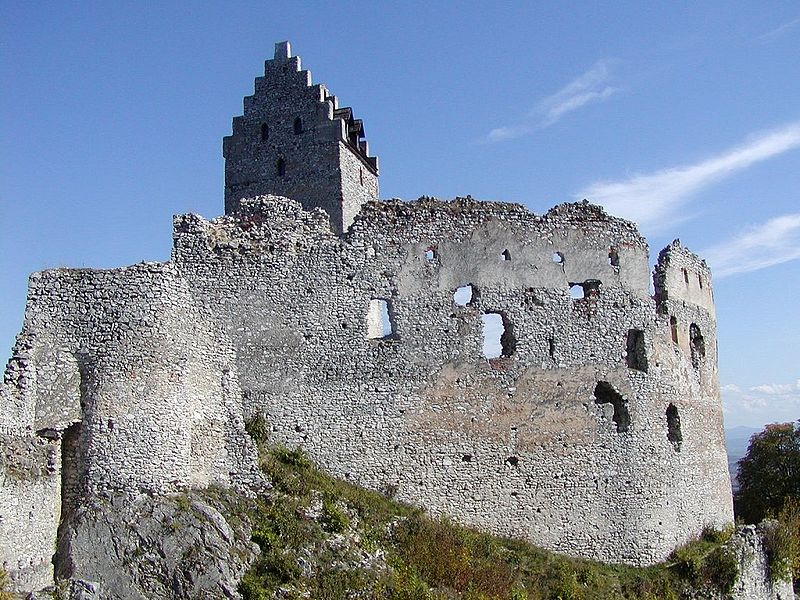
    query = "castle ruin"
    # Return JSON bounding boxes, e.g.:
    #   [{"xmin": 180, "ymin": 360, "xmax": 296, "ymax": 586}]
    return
[{"xmin": 1, "ymin": 42, "xmax": 738, "ymax": 594}]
